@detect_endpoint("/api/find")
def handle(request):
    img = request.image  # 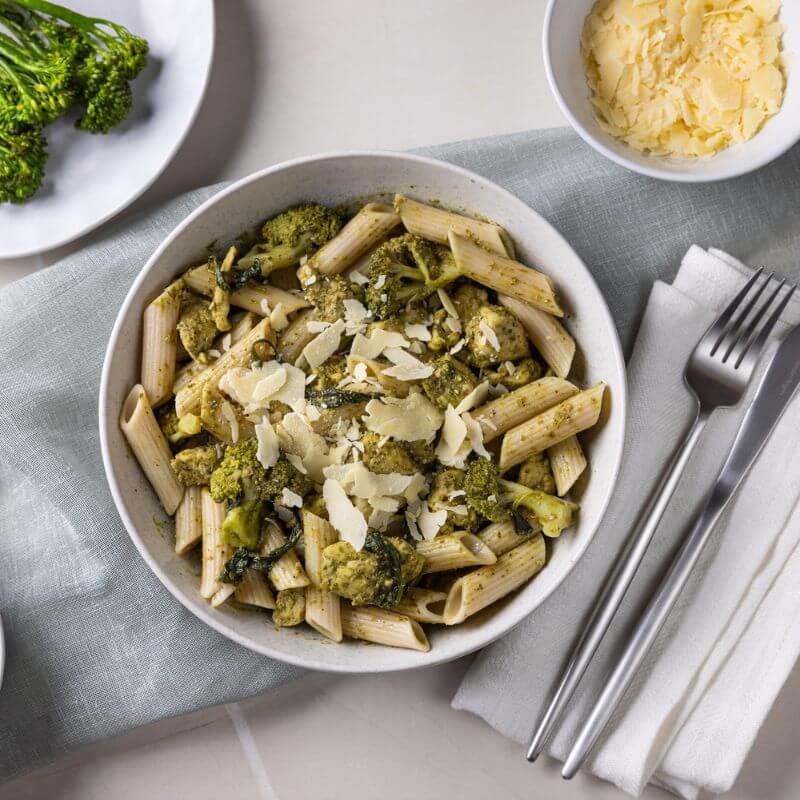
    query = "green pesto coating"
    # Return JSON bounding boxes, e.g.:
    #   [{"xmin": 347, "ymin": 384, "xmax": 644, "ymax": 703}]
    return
[
  {"xmin": 517, "ymin": 452, "xmax": 556, "ymax": 494},
  {"xmin": 176, "ymin": 295, "xmax": 217, "ymax": 362},
  {"xmin": 484, "ymin": 357, "xmax": 542, "ymax": 389},
  {"xmin": 463, "ymin": 458, "xmax": 510, "ymax": 523},
  {"xmin": 170, "ymin": 445, "xmax": 218, "ymax": 487},
  {"xmin": 310, "ymin": 354, "xmax": 348, "ymax": 390},
  {"xmin": 362, "ymin": 432, "xmax": 419, "ymax": 476},
  {"xmin": 452, "ymin": 284, "xmax": 489, "ymax": 323},
  {"xmin": 427, "ymin": 308, "xmax": 462, "ymax": 354},
  {"xmin": 273, "ymin": 588, "xmax": 306, "ymax": 628},
  {"xmin": 304, "ymin": 274, "xmax": 365, "ymax": 323},
  {"xmin": 421, "ymin": 354, "xmax": 479, "ymax": 410},
  {"xmin": 428, "ymin": 467, "xmax": 481, "ymax": 533},
  {"xmin": 465, "ymin": 304, "xmax": 530, "ymax": 368}
]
